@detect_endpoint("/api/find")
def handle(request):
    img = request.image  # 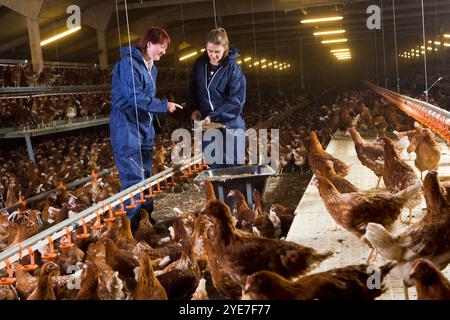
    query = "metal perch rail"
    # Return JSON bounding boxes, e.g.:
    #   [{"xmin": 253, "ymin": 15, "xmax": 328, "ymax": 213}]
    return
[{"xmin": 366, "ymin": 82, "xmax": 450, "ymax": 144}]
